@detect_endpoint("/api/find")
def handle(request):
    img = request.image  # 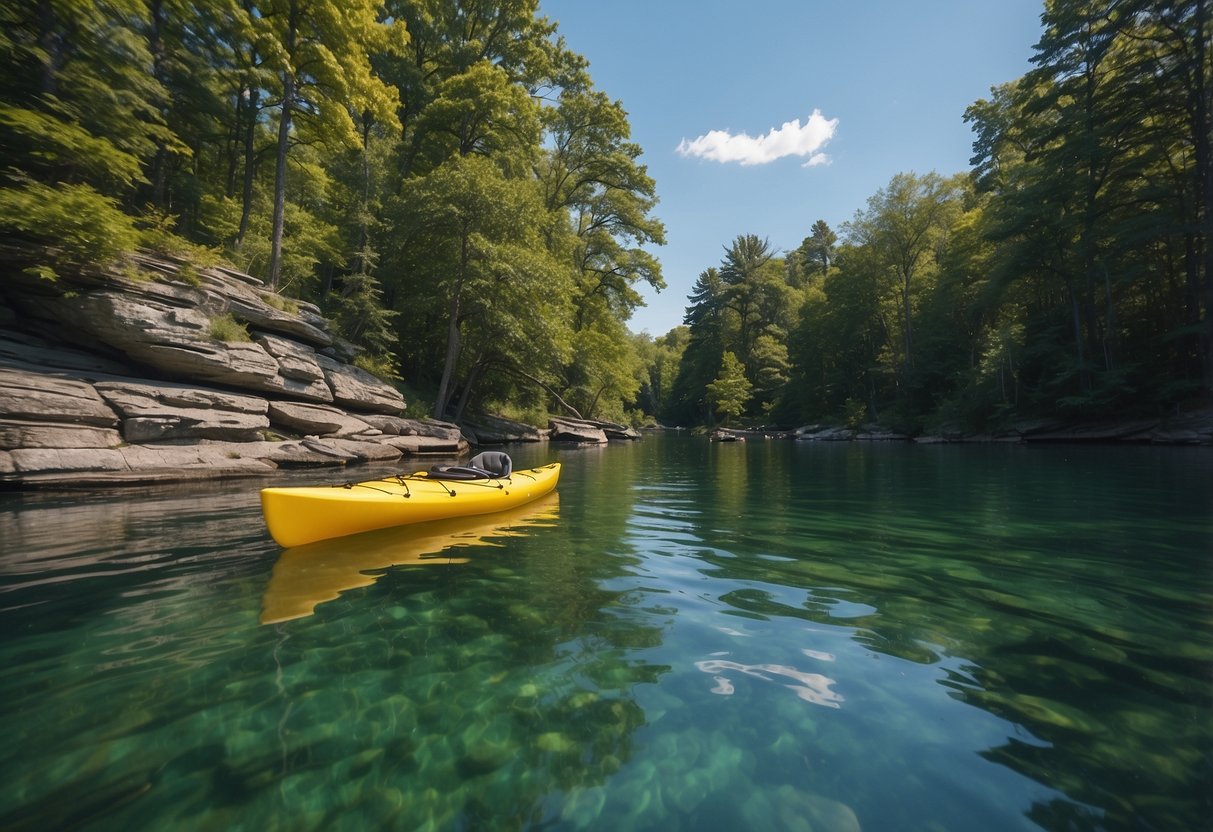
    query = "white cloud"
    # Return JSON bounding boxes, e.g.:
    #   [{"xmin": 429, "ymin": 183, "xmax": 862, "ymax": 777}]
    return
[{"xmin": 676, "ymin": 108, "xmax": 839, "ymax": 167}]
